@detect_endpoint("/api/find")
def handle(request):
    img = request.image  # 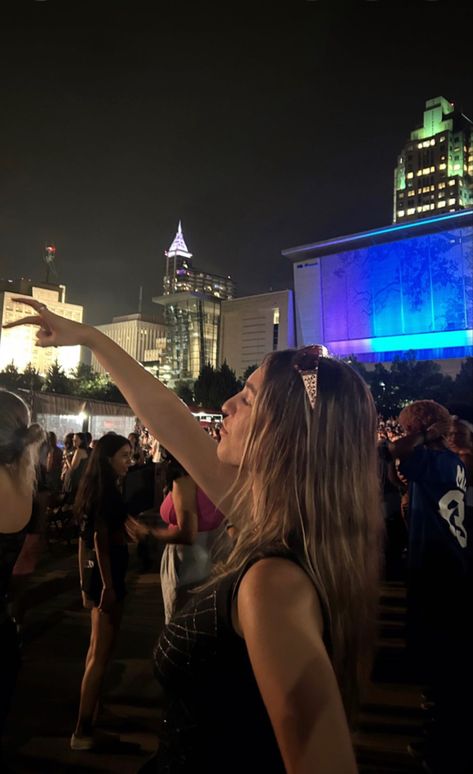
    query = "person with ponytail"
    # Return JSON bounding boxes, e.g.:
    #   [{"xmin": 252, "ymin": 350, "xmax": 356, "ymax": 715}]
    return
[
  {"xmin": 71, "ymin": 433, "xmax": 139, "ymax": 751},
  {"xmin": 5, "ymin": 301, "xmax": 383, "ymax": 773},
  {"xmin": 0, "ymin": 390, "xmax": 44, "ymax": 749}
]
